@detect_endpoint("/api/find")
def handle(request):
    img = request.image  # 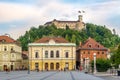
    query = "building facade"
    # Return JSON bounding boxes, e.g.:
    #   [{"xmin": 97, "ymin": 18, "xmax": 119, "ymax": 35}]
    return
[
  {"xmin": 0, "ymin": 35, "xmax": 22, "ymax": 71},
  {"xmin": 28, "ymin": 37, "xmax": 76, "ymax": 71},
  {"xmin": 22, "ymin": 51, "xmax": 28, "ymax": 70},
  {"xmin": 45, "ymin": 15, "xmax": 85, "ymax": 30},
  {"xmin": 76, "ymin": 37, "xmax": 108, "ymax": 70}
]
